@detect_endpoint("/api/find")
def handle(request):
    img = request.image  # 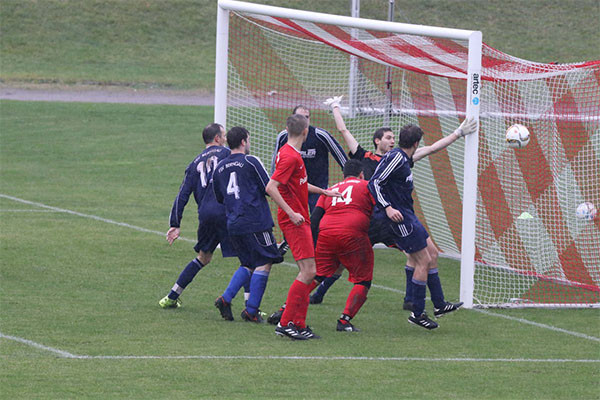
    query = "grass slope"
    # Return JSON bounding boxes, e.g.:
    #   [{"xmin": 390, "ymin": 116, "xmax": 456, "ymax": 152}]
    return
[{"xmin": 1, "ymin": 0, "xmax": 598, "ymax": 90}]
